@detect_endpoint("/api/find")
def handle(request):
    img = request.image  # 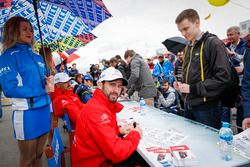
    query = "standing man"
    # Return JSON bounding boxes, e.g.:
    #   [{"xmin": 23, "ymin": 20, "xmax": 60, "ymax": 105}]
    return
[
  {"xmin": 174, "ymin": 9, "xmax": 231, "ymax": 129},
  {"xmin": 72, "ymin": 67, "xmax": 144, "ymax": 166},
  {"xmin": 124, "ymin": 49, "xmax": 157, "ymax": 106},
  {"xmin": 226, "ymin": 26, "xmax": 249, "ymax": 132}
]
